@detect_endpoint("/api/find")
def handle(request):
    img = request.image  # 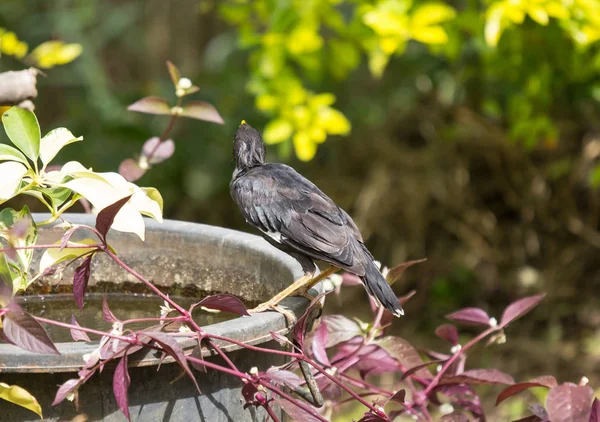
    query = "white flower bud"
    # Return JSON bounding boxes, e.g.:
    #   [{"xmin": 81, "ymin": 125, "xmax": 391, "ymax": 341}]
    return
[
  {"xmin": 450, "ymin": 344, "xmax": 462, "ymax": 354},
  {"xmin": 439, "ymin": 403, "xmax": 454, "ymax": 415},
  {"xmin": 177, "ymin": 77, "xmax": 192, "ymax": 89}
]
